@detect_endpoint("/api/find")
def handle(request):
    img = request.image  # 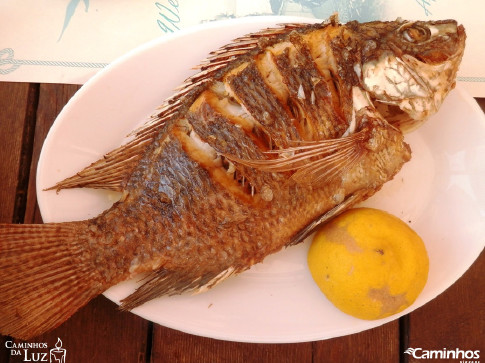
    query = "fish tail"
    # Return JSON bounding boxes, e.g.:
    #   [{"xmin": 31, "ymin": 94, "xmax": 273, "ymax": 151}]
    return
[{"xmin": 0, "ymin": 222, "xmax": 105, "ymax": 339}]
